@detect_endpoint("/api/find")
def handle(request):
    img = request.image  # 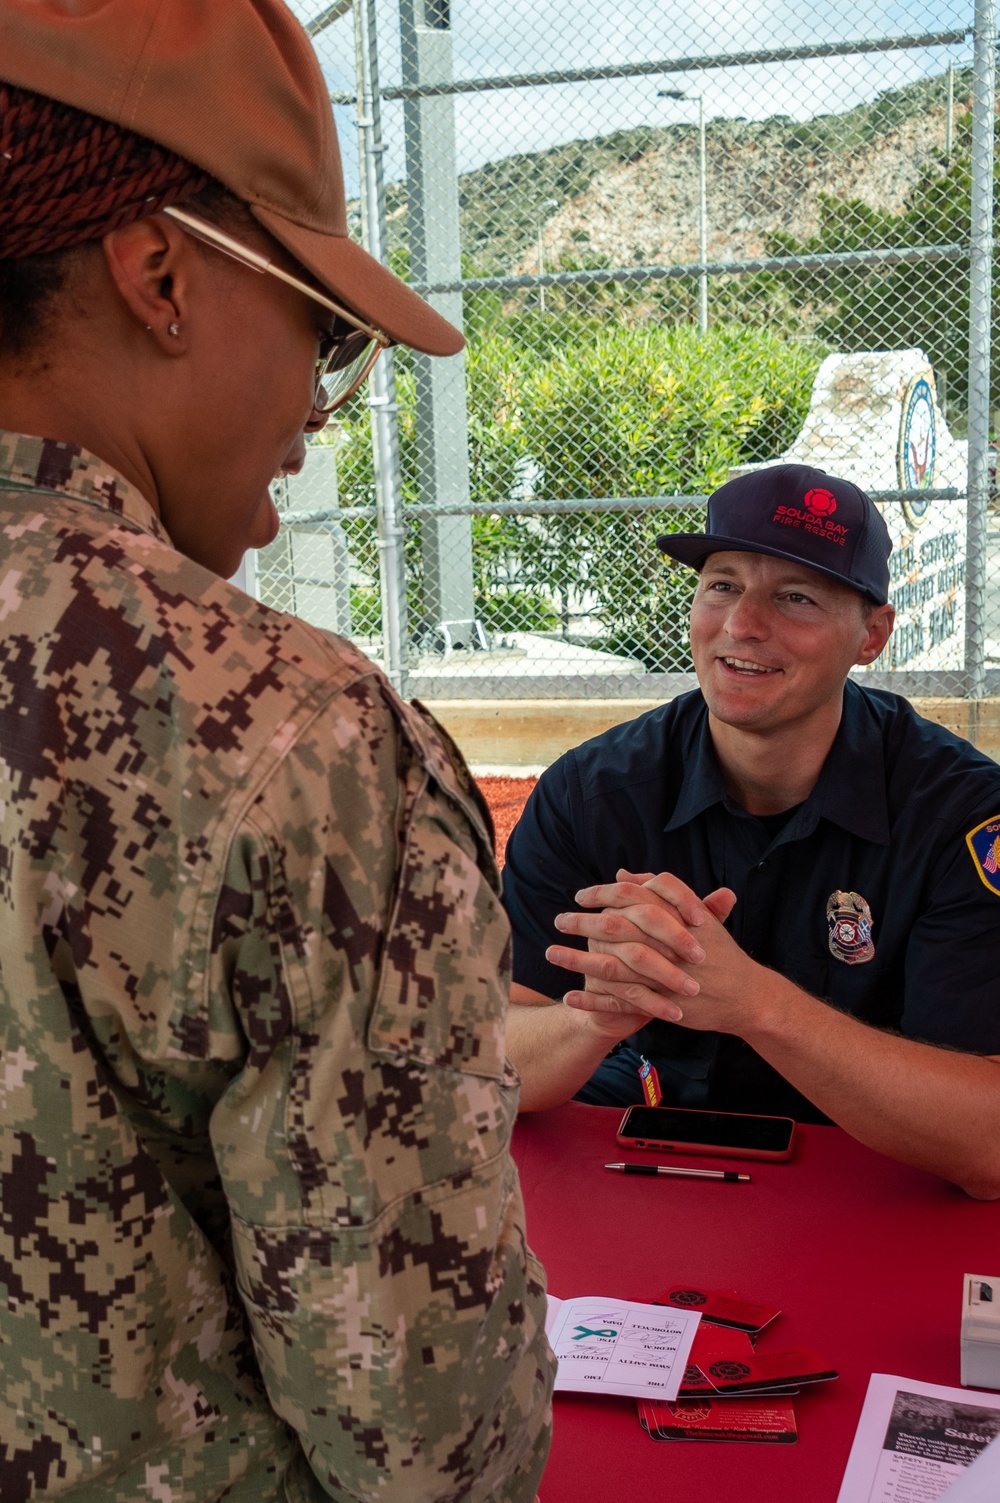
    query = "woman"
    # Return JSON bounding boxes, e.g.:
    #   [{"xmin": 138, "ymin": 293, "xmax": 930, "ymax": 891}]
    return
[{"xmin": 0, "ymin": 3, "xmax": 554, "ymax": 1500}]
